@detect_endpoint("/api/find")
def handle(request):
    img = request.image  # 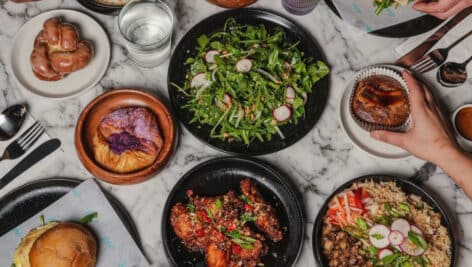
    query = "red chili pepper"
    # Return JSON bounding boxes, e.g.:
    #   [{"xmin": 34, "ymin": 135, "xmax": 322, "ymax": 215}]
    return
[
  {"xmin": 197, "ymin": 210, "xmax": 211, "ymax": 223},
  {"xmin": 244, "ymin": 204, "xmax": 253, "ymax": 212},
  {"xmin": 354, "ymin": 189, "xmax": 366, "ymax": 213},
  {"xmin": 227, "ymin": 223, "xmax": 236, "ymax": 232},
  {"xmin": 186, "ymin": 189, "xmax": 194, "ymax": 197},
  {"xmin": 196, "ymin": 228, "xmax": 205, "ymax": 237},
  {"xmin": 232, "ymin": 244, "xmax": 241, "ymax": 254}
]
